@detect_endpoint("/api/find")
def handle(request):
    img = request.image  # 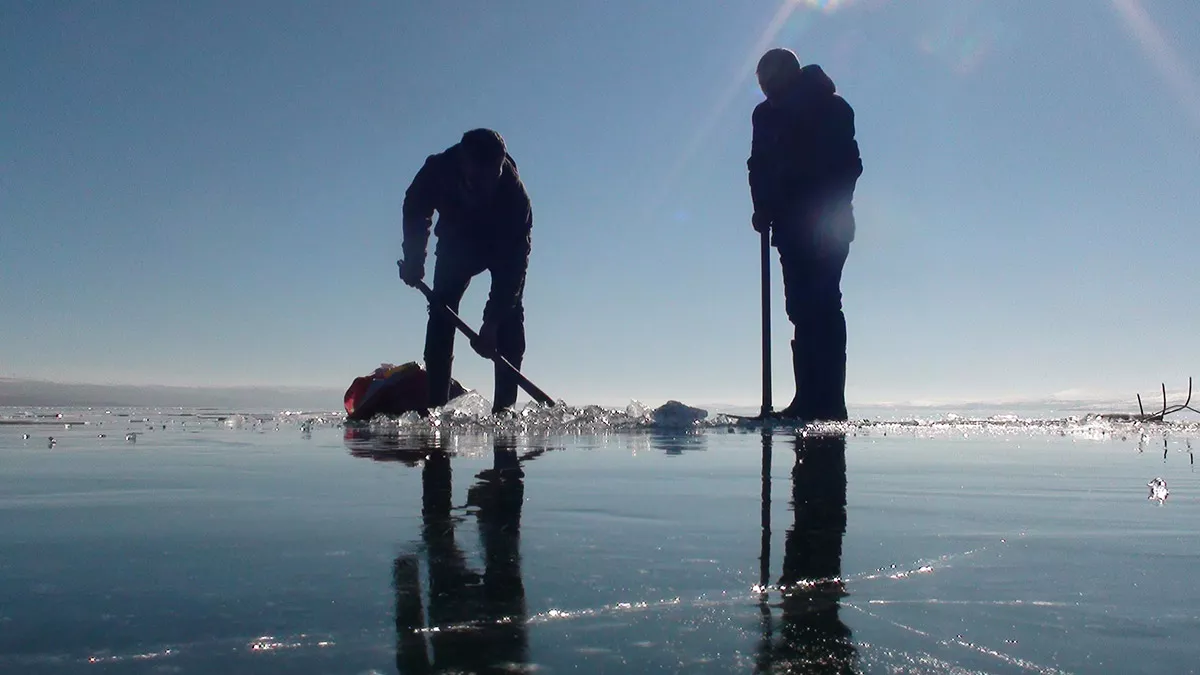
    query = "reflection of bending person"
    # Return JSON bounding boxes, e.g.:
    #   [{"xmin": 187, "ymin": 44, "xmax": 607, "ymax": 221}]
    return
[
  {"xmin": 763, "ymin": 433, "xmax": 857, "ymax": 673},
  {"xmin": 394, "ymin": 439, "xmax": 531, "ymax": 674}
]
